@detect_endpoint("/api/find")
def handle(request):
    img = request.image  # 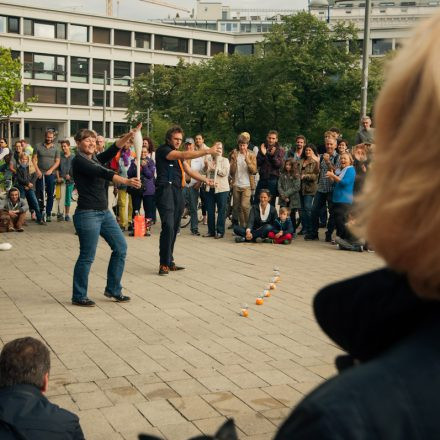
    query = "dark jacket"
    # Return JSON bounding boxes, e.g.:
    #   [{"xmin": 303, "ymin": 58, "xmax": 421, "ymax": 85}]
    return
[
  {"xmin": 15, "ymin": 165, "xmax": 37, "ymax": 189},
  {"xmin": 273, "ymin": 217, "xmax": 294, "ymax": 235},
  {"xmin": 275, "ymin": 268, "xmax": 440, "ymax": 440},
  {"xmin": 256, "ymin": 145, "xmax": 284, "ymax": 180},
  {"xmin": 247, "ymin": 204, "xmax": 277, "ymax": 230},
  {"xmin": 0, "ymin": 384, "xmax": 84, "ymax": 440},
  {"xmin": 127, "ymin": 158, "xmax": 156, "ymax": 196}
]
